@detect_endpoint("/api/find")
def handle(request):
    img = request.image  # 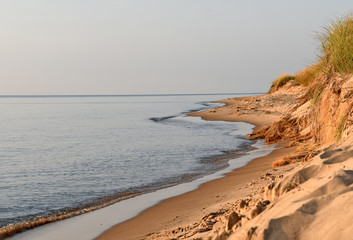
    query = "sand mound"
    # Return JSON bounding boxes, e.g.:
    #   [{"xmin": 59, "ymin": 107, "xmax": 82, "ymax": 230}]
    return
[{"xmin": 228, "ymin": 135, "xmax": 353, "ymax": 240}]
